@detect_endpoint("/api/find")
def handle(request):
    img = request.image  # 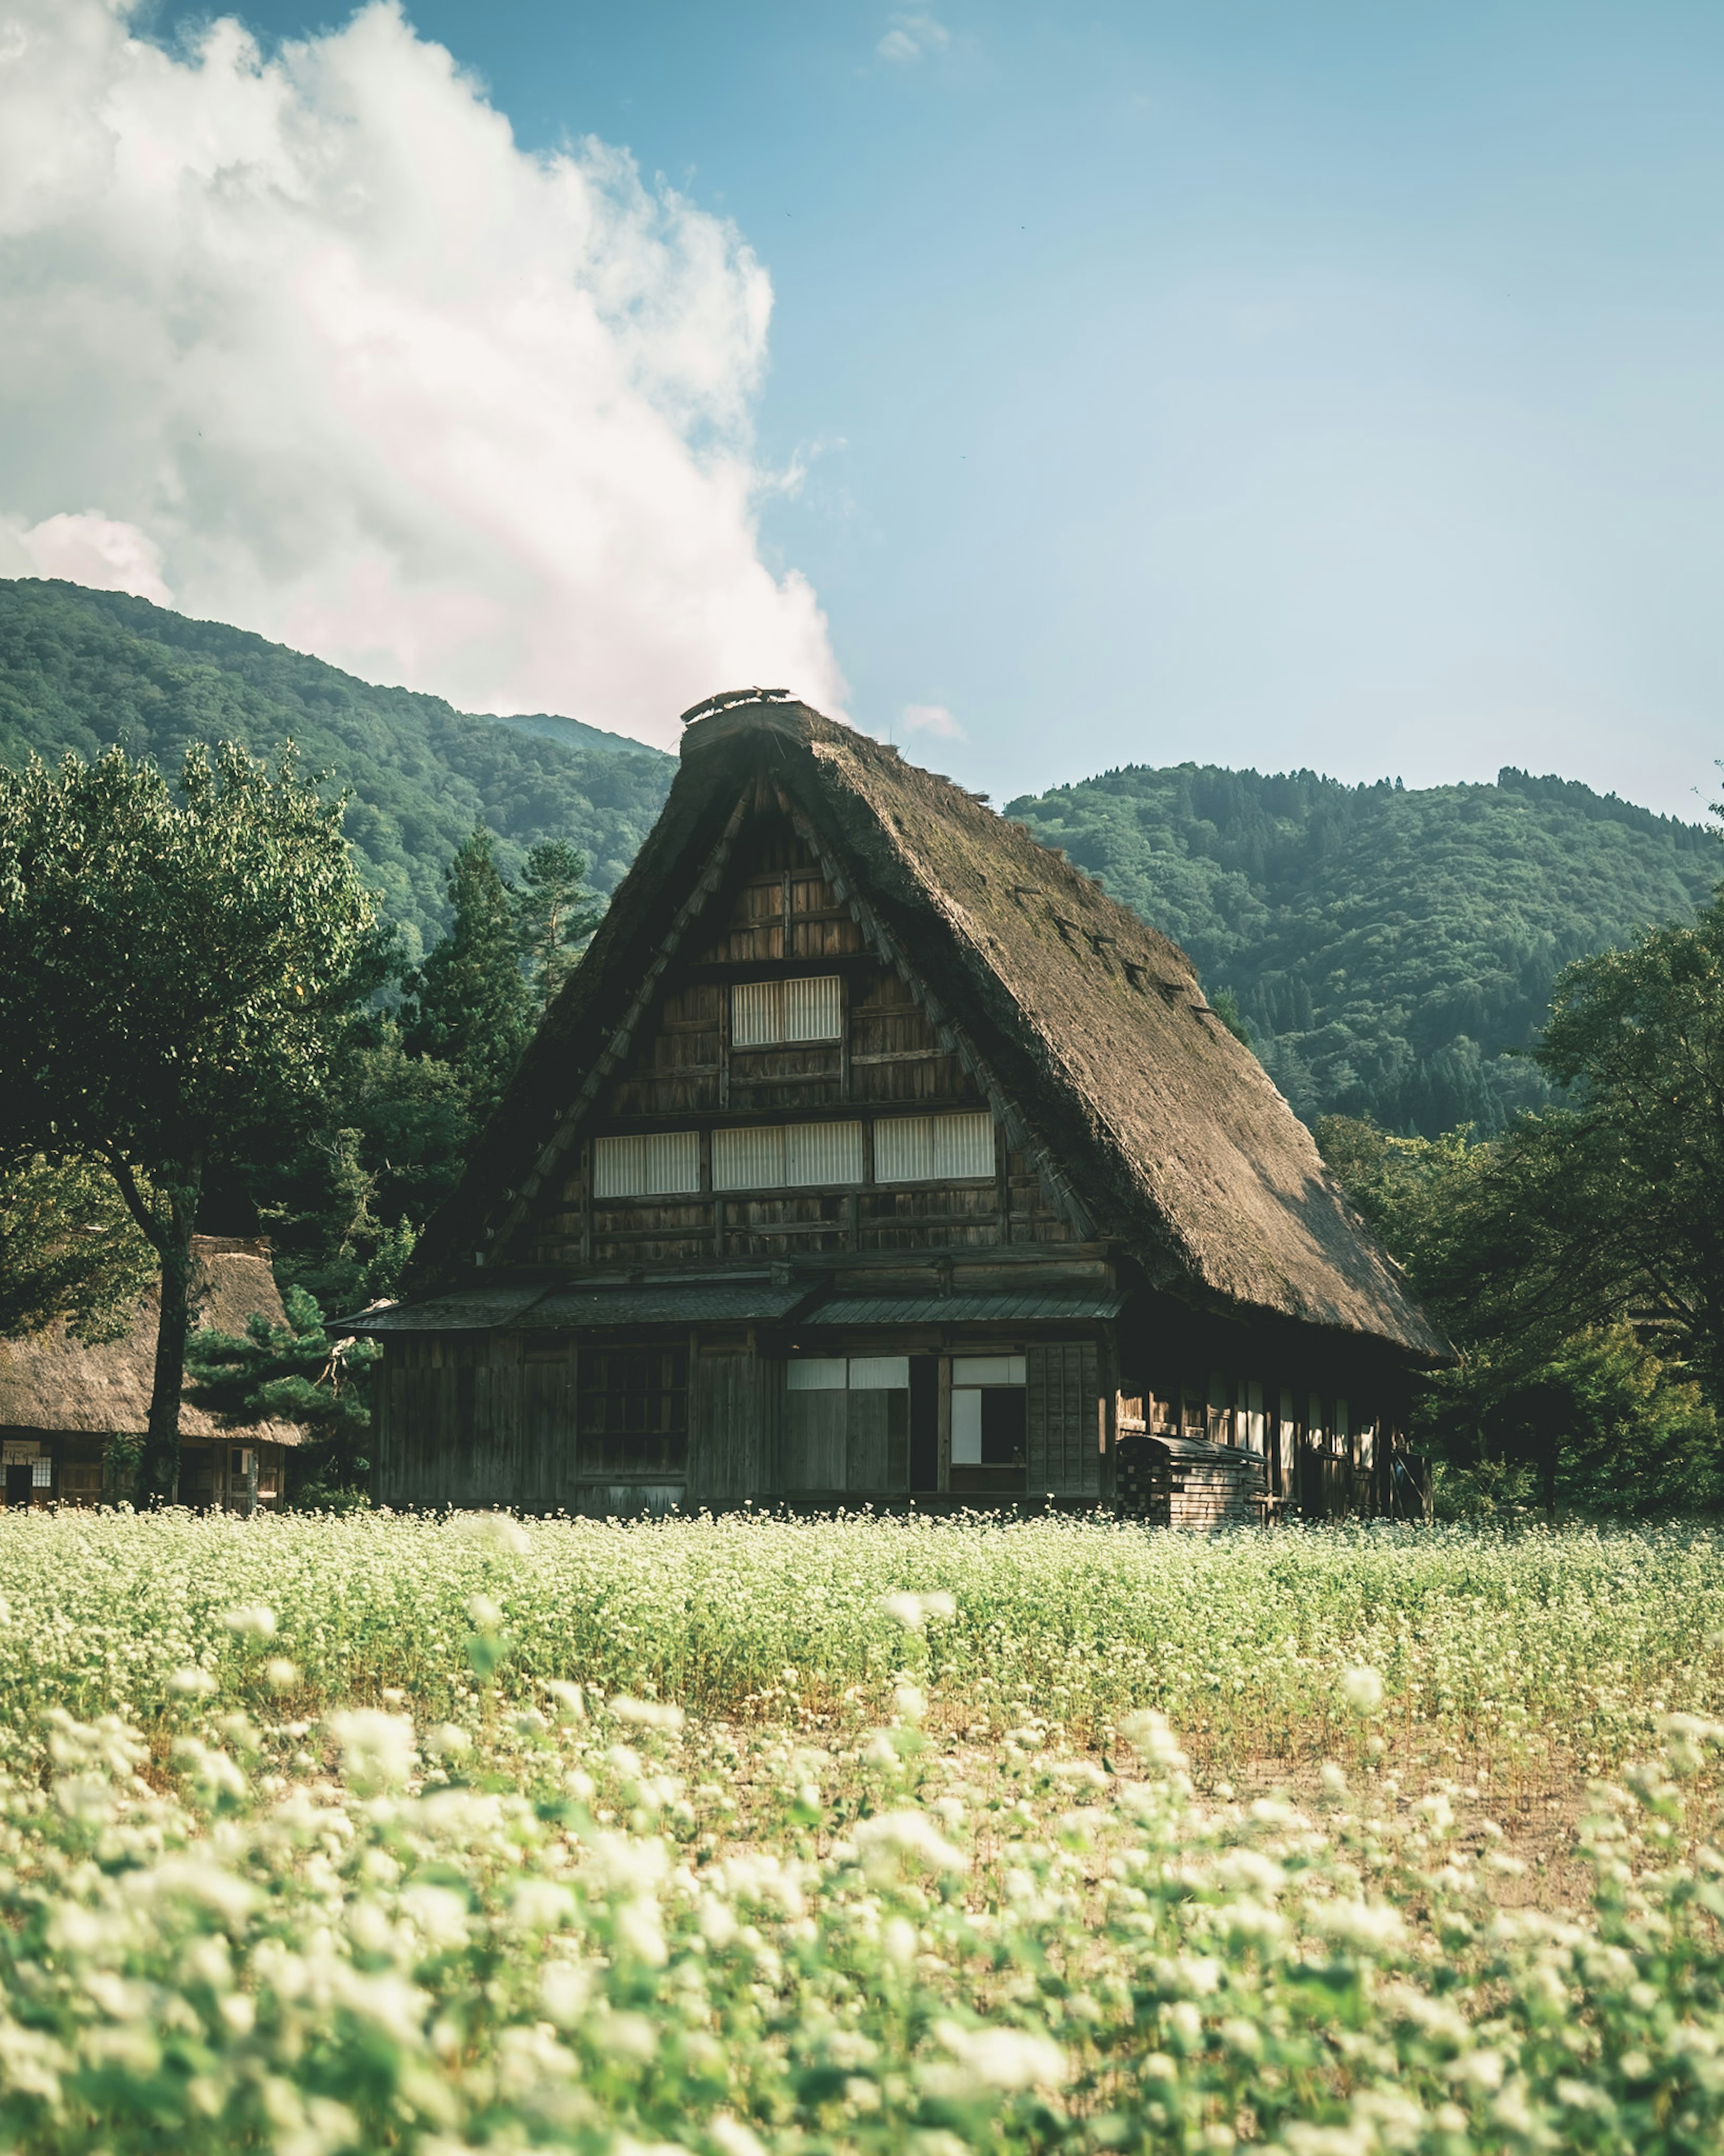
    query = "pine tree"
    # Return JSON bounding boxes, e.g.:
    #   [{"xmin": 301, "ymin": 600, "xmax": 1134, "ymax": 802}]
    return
[
  {"xmin": 404, "ymin": 829, "xmax": 530, "ymax": 1121},
  {"xmin": 514, "ymin": 839, "xmax": 599, "ymax": 1015}
]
